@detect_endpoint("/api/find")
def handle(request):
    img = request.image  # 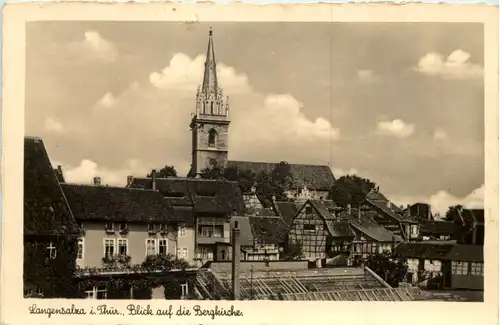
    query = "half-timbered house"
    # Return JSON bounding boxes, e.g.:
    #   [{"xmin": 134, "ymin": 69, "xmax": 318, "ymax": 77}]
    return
[
  {"xmin": 361, "ymin": 188, "xmax": 419, "ymax": 241},
  {"xmin": 288, "ymin": 199, "xmax": 355, "ymax": 262}
]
